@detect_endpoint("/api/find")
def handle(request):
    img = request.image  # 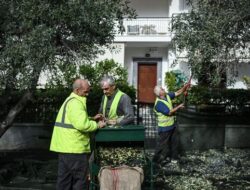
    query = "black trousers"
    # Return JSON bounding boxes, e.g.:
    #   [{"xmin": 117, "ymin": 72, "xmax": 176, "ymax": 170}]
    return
[
  {"xmin": 56, "ymin": 153, "xmax": 89, "ymax": 190},
  {"xmin": 153, "ymin": 127, "xmax": 178, "ymax": 164}
]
